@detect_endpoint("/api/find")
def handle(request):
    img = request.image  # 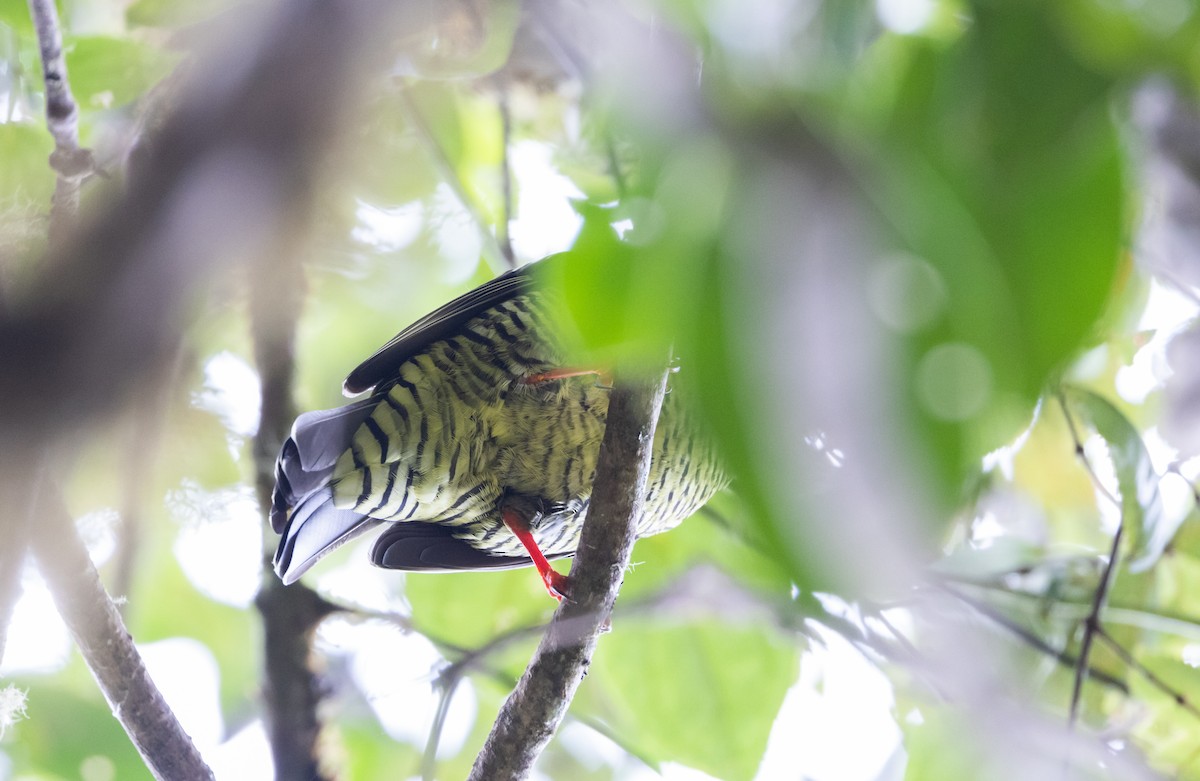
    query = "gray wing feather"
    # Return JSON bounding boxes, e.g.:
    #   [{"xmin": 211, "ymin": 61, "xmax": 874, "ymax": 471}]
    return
[
  {"xmin": 274, "ymin": 486, "xmax": 382, "ymax": 584},
  {"xmin": 270, "ymin": 394, "xmax": 378, "ymax": 532}
]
